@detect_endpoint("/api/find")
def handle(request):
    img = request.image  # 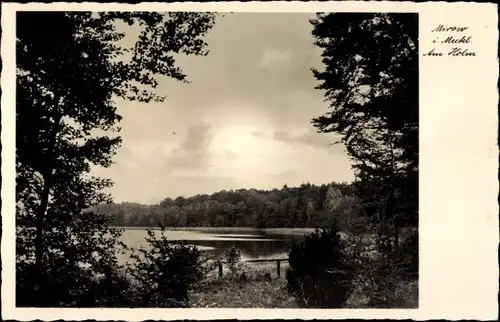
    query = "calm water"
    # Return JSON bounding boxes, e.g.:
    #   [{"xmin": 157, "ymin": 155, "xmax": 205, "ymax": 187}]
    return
[{"xmin": 117, "ymin": 227, "xmax": 315, "ymax": 265}]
